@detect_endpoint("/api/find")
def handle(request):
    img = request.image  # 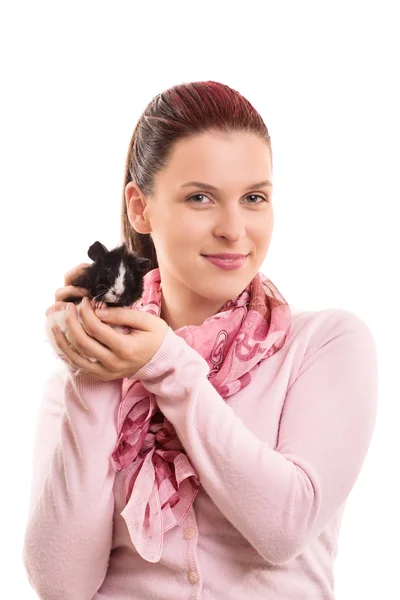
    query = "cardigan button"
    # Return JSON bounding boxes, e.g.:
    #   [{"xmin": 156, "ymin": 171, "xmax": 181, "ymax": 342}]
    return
[
  {"xmin": 187, "ymin": 571, "xmax": 198, "ymax": 585},
  {"xmin": 184, "ymin": 527, "xmax": 196, "ymax": 540}
]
